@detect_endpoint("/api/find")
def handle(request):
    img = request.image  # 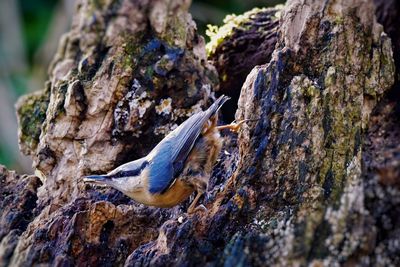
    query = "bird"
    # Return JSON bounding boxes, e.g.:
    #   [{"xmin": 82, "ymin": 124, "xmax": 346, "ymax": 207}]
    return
[{"xmin": 84, "ymin": 95, "xmax": 248, "ymax": 213}]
